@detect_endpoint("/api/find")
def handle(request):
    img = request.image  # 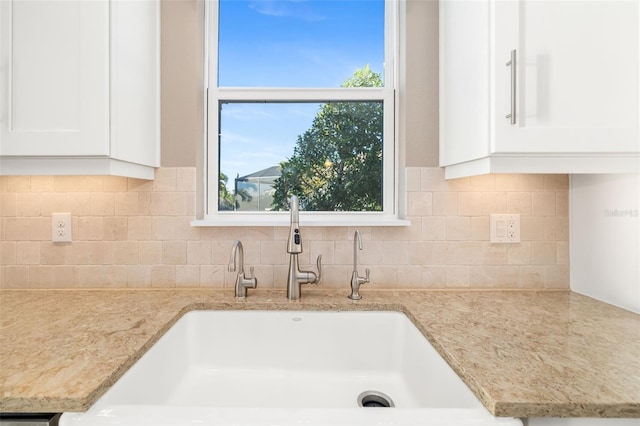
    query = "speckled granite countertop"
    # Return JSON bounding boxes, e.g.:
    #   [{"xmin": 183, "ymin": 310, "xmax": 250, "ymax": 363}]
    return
[{"xmin": 0, "ymin": 289, "xmax": 639, "ymax": 418}]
